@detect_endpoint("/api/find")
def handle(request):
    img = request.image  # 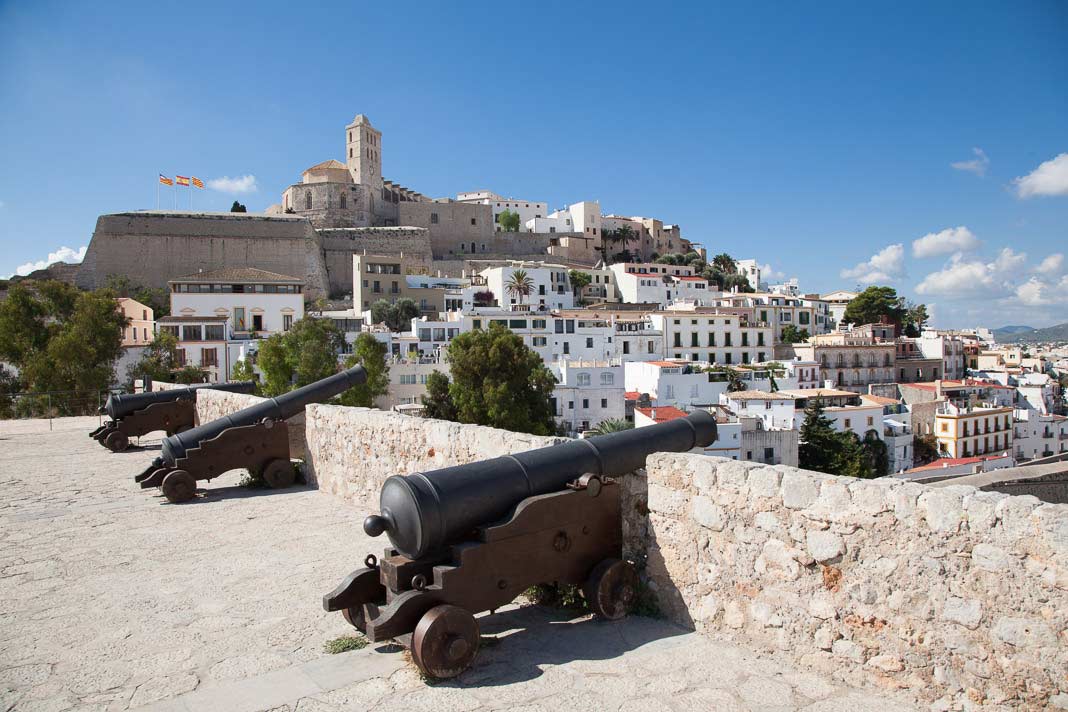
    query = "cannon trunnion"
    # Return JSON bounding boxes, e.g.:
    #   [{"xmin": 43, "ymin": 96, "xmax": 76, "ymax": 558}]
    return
[
  {"xmin": 89, "ymin": 381, "xmax": 255, "ymax": 452},
  {"xmin": 135, "ymin": 366, "xmax": 367, "ymax": 503},
  {"xmin": 323, "ymin": 410, "xmax": 716, "ymax": 679}
]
